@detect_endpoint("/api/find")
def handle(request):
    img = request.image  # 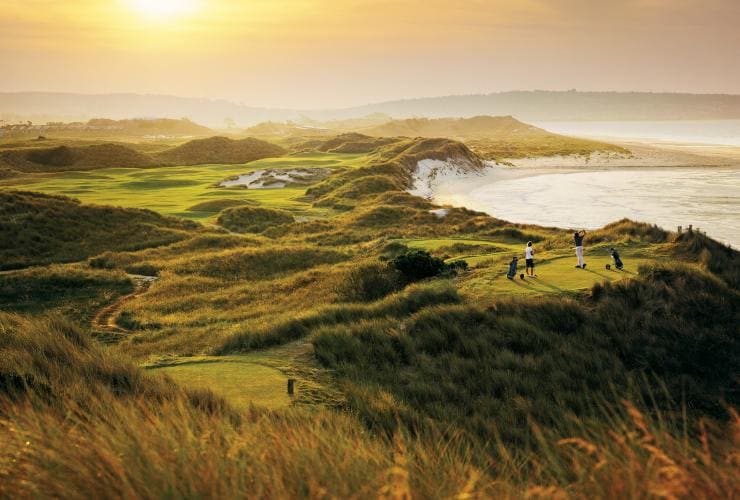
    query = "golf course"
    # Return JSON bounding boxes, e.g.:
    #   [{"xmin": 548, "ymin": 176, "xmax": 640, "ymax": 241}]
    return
[{"xmin": 1, "ymin": 126, "xmax": 738, "ymax": 498}]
